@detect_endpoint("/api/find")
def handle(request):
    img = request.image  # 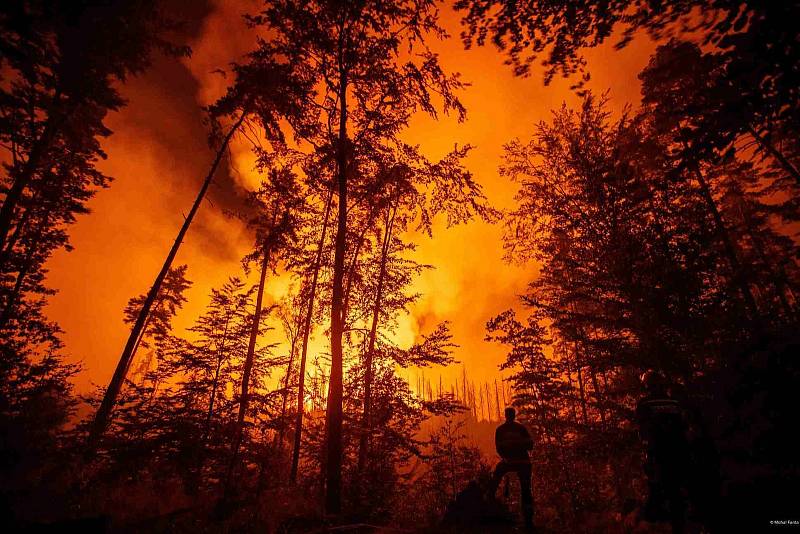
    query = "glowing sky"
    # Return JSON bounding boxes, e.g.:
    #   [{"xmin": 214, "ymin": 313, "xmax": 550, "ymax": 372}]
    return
[{"xmin": 43, "ymin": 1, "xmax": 655, "ymax": 393}]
